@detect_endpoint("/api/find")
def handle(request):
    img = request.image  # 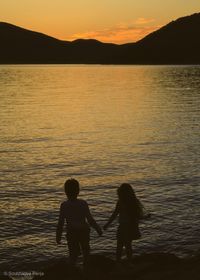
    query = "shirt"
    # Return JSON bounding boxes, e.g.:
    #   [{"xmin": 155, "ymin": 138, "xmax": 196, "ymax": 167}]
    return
[{"xmin": 56, "ymin": 198, "xmax": 100, "ymax": 242}]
